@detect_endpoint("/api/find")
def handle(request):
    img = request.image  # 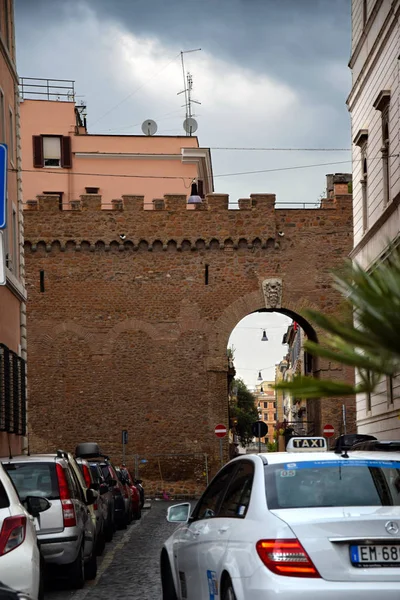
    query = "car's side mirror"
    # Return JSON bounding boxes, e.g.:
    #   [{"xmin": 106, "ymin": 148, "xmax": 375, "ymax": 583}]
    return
[
  {"xmin": 25, "ymin": 496, "xmax": 51, "ymax": 518},
  {"xmin": 108, "ymin": 478, "xmax": 117, "ymax": 487},
  {"xmin": 90, "ymin": 482, "xmax": 100, "ymax": 491},
  {"xmin": 99, "ymin": 483, "xmax": 108, "ymax": 495},
  {"xmin": 166, "ymin": 502, "xmax": 191, "ymax": 523},
  {"xmin": 86, "ymin": 488, "xmax": 98, "ymax": 506}
]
